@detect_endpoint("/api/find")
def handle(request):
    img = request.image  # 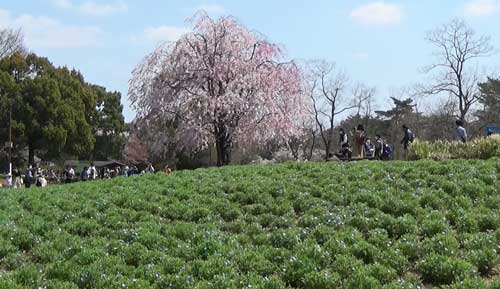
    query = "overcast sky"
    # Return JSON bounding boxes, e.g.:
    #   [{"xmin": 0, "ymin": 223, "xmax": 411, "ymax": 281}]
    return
[{"xmin": 1, "ymin": 0, "xmax": 500, "ymax": 121}]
